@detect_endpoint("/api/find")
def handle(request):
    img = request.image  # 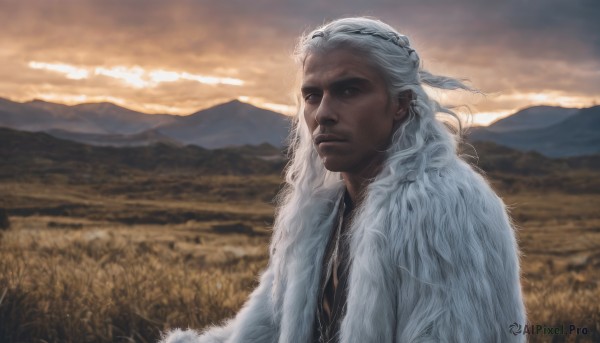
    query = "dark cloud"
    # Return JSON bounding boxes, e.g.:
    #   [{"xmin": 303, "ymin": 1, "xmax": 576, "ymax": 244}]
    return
[{"xmin": 0, "ymin": 0, "xmax": 597, "ymax": 121}]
